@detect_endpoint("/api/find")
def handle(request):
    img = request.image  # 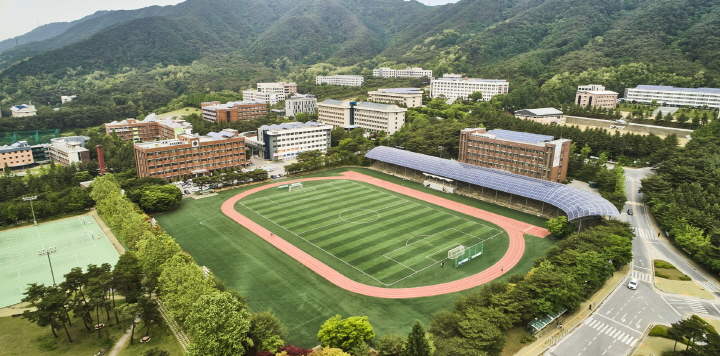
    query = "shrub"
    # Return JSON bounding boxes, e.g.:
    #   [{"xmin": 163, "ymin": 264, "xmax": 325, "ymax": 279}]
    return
[
  {"xmin": 648, "ymin": 325, "xmax": 668, "ymax": 338},
  {"xmin": 654, "ymin": 260, "xmax": 676, "ymax": 269},
  {"xmin": 680, "ymin": 275, "xmax": 692, "ymax": 281},
  {"xmin": 655, "ymin": 271, "xmax": 669, "ymax": 279},
  {"xmin": 520, "ymin": 334, "xmax": 536, "ymax": 343}
]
